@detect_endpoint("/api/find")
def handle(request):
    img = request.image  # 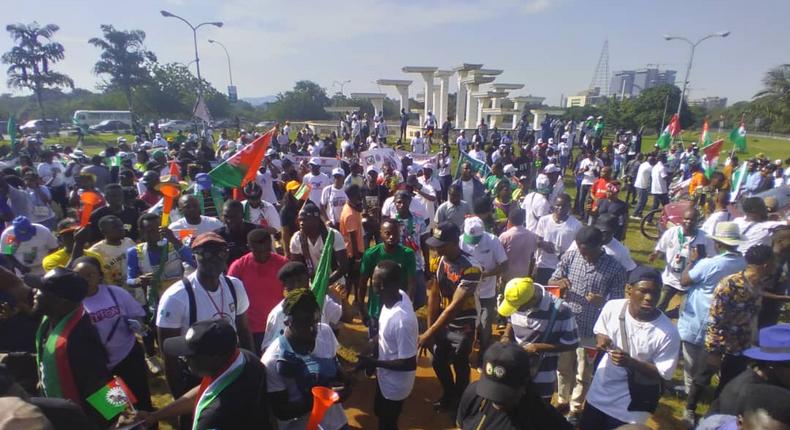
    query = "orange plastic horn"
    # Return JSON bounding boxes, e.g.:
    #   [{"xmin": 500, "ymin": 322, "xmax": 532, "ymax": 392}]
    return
[
  {"xmin": 306, "ymin": 386, "xmax": 340, "ymax": 430},
  {"xmin": 158, "ymin": 183, "xmax": 181, "ymax": 227},
  {"xmin": 79, "ymin": 191, "xmax": 102, "ymax": 227}
]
